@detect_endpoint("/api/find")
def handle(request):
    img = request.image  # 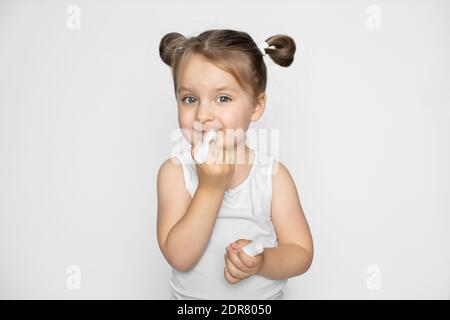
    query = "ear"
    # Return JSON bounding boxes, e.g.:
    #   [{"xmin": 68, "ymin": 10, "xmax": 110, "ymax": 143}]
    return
[{"xmin": 250, "ymin": 92, "xmax": 266, "ymax": 122}]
